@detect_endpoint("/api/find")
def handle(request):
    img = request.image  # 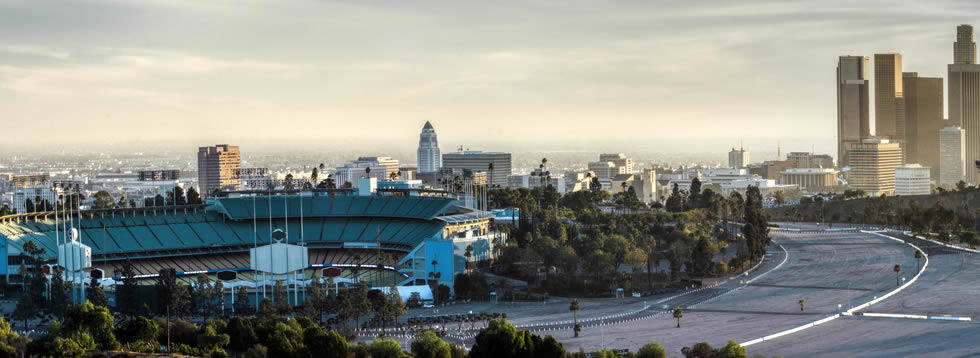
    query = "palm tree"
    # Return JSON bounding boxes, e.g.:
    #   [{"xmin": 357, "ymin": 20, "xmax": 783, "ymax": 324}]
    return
[
  {"xmin": 914, "ymin": 250, "xmax": 922, "ymax": 272},
  {"xmin": 464, "ymin": 245, "xmax": 473, "ymax": 271},
  {"xmin": 569, "ymin": 299, "xmax": 581, "ymax": 337},
  {"xmin": 488, "ymin": 162, "xmax": 495, "ymax": 187},
  {"xmin": 673, "ymin": 307, "xmax": 683, "ymax": 328},
  {"xmin": 894, "ymin": 264, "xmax": 902, "ymax": 286},
  {"xmin": 798, "ymin": 298, "xmax": 806, "ymax": 312}
]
